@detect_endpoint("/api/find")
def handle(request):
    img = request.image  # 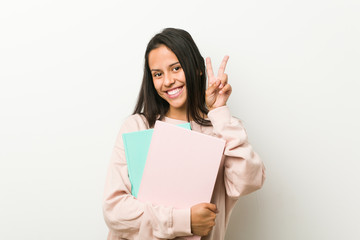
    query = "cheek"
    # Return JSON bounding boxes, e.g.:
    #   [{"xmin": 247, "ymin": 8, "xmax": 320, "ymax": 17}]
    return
[
  {"xmin": 153, "ymin": 80, "xmax": 162, "ymax": 93},
  {"xmin": 152, "ymin": 79, "xmax": 158, "ymax": 88},
  {"xmin": 180, "ymin": 72, "xmax": 186, "ymax": 83}
]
